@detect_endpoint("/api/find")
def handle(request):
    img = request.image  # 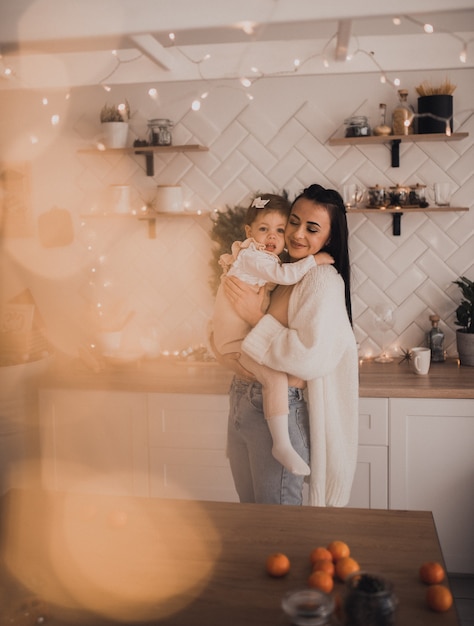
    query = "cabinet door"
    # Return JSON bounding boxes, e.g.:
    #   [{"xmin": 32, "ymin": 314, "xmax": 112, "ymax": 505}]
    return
[
  {"xmin": 389, "ymin": 398, "xmax": 474, "ymax": 574},
  {"xmin": 39, "ymin": 389, "xmax": 149, "ymax": 496},
  {"xmin": 347, "ymin": 398, "xmax": 388, "ymax": 509},
  {"xmin": 147, "ymin": 393, "xmax": 238, "ymax": 502}
]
